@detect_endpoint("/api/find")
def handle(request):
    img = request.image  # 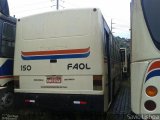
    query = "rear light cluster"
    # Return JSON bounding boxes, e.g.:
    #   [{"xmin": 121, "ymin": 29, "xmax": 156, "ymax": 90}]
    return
[
  {"xmin": 144, "ymin": 86, "xmax": 157, "ymax": 111},
  {"xmin": 146, "ymin": 86, "xmax": 157, "ymax": 97},
  {"xmin": 144, "ymin": 100, "xmax": 156, "ymax": 111},
  {"xmin": 93, "ymin": 75, "xmax": 102, "ymax": 90},
  {"xmin": 14, "ymin": 76, "xmax": 20, "ymax": 89}
]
